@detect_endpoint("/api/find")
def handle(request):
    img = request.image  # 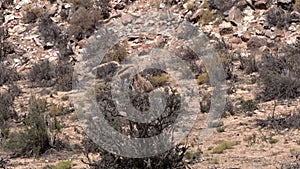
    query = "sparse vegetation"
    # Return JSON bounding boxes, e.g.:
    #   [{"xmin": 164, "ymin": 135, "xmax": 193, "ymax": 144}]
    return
[
  {"xmin": 68, "ymin": 6, "xmax": 102, "ymax": 40},
  {"xmin": 45, "ymin": 160, "xmax": 72, "ymax": 169},
  {"xmin": 49, "ymin": 104, "xmax": 65, "ymax": 116},
  {"xmin": 184, "ymin": 148, "xmax": 202, "ymax": 160},
  {"xmin": 216, "ymin": 126, "xmax": 225, "ymax": 133},
  {"xmin": 212, "ymin": 141, "xmax": 239, "ymax": 154},
  {"xmin": 196, "ymin": 72, "xmax": 208, "ymax": 85},
  {"xmin": 183, "ymin": 2, "xmax": 195, "ymax": 10},
  {"xmin": 269, "ymin": 138, "xmax": 279, "ymax": 144},
  {"xmin": 293, "ymin": 0, "xmax": 300, "ymax": 12},
  {"xmin": 149, "ymin": 73, "xmax": 170, "ymax": 87},
  {"xmin": 240, "ymin": 99, "xmax": 258, "ymax": 112},
  {"xmin": 209, "ymin": 158, "xmax": 219, "ymax": 164},
  {"xmin": 2, "ymin": 0, "xmax": 300, "ymax": 168},
  {"xmin": 244, "ymin": 133, "xmax": 257, "ymax": 145},
  {"xmin": 80, "ymin": 69, "xmax": 188, "ymax": 168},
  {"xmin": 198, "ymin": 9, "xmax": 216, "ymax": 25},
  {"xmin": 256, "ymin": 109, "xmax": 300, "ymax": 130},
  {"xmin": 102, "ymin": 42, "xmax": 128, "ymax": 63},
  {"xmin": 66, "ymin": 0, "xmax": 110, "ymax": 40},
  {"xmin": 0, "ymin": 88, "xmax": 19, "ymax": 141},
  {"xmin": 239, "ymin": 54, "xmax": 258, "ymax": 74}
]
